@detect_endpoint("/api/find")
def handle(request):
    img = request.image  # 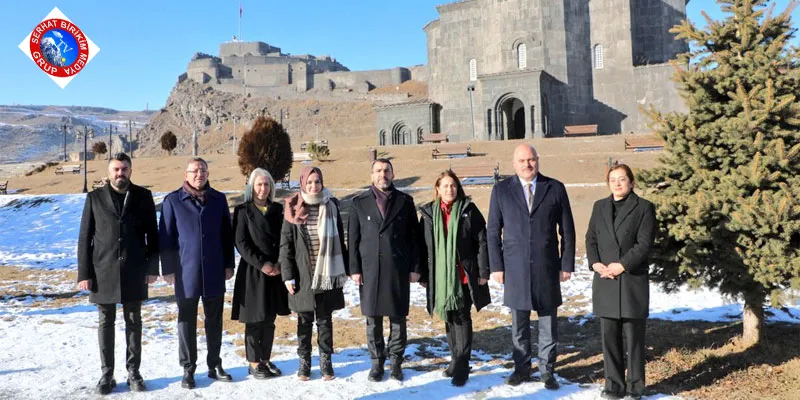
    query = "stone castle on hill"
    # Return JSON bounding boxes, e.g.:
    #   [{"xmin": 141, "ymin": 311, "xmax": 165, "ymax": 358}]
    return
[{"xmin": 181, "ymin": 0, "xmax": 689, "ymax": 145}]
